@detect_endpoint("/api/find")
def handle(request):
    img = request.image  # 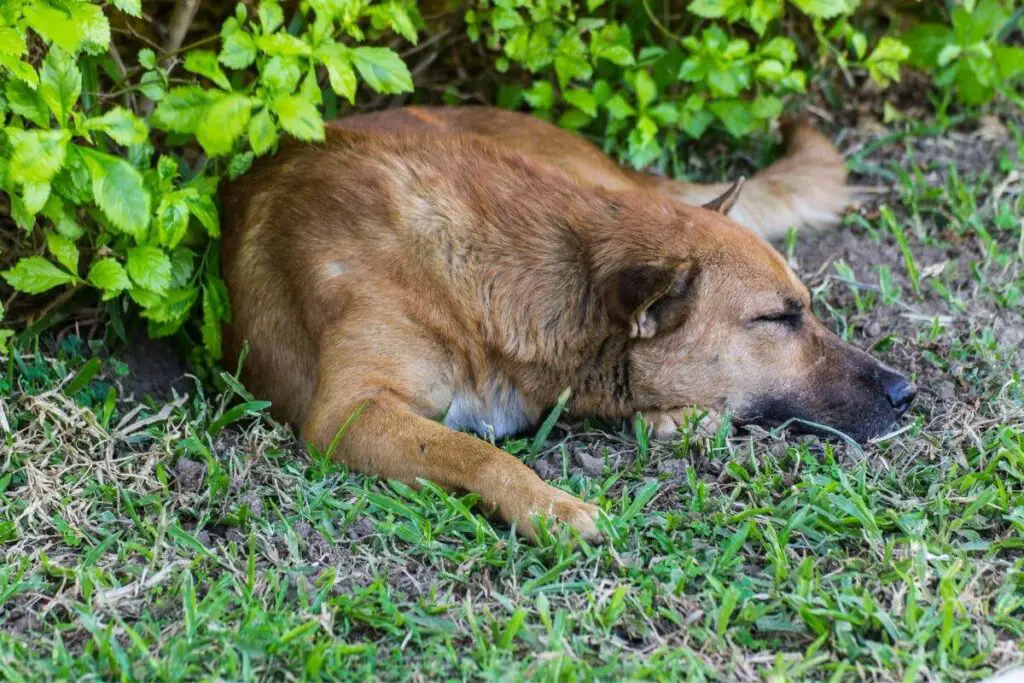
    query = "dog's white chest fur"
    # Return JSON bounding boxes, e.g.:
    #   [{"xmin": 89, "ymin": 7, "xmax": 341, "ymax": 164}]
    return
[{"xmin": 442, "ymin": 381, "xmax": 534, "ymax": 438}]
